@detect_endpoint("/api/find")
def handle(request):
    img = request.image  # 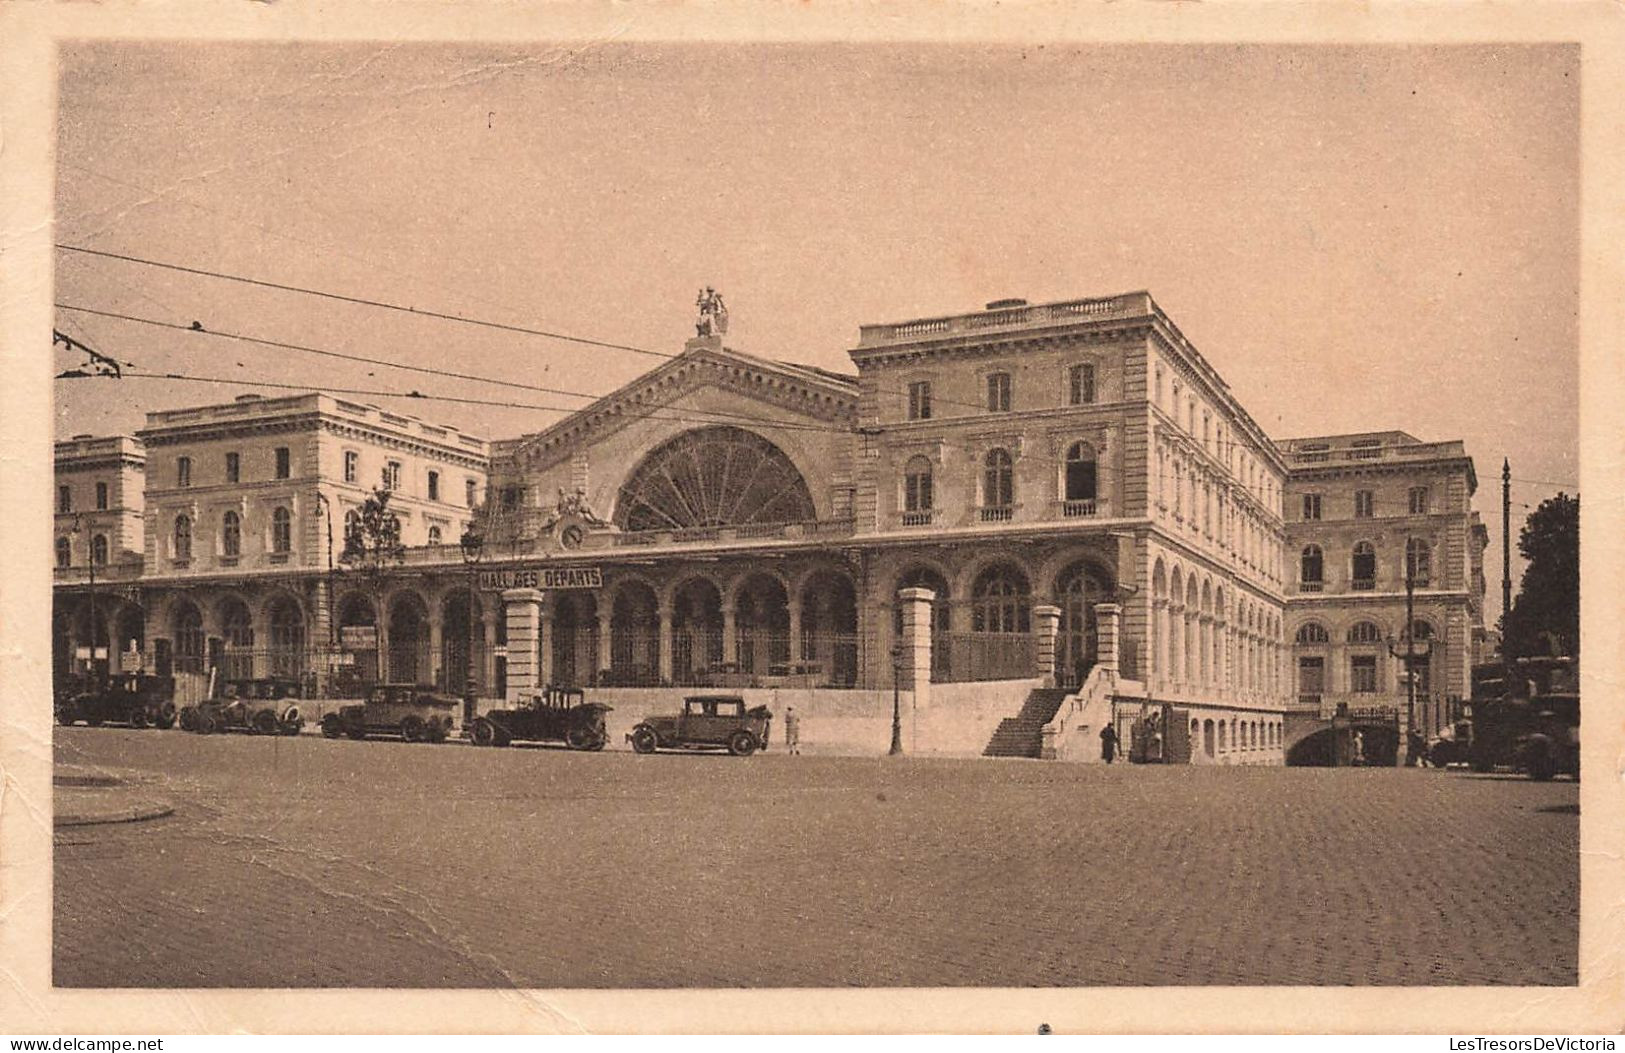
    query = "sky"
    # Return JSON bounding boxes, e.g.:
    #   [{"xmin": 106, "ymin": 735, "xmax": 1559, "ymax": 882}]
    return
[{"xmin": 53, "ymin": 41, "xmax": 1580, "ymax": 623}]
